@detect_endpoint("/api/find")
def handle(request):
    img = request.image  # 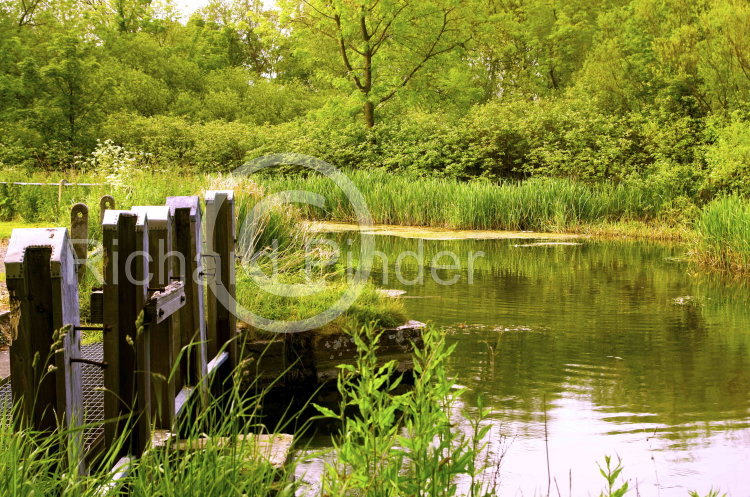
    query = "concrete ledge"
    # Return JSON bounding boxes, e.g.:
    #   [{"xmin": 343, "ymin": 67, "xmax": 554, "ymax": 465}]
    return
[
  {"xmin": 241, "ymin": 320, "xmax": 425, "ymax": 388},
  {"xmin": 313, "ymin": 320, "xmax": 425, "ymax": 383}
]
